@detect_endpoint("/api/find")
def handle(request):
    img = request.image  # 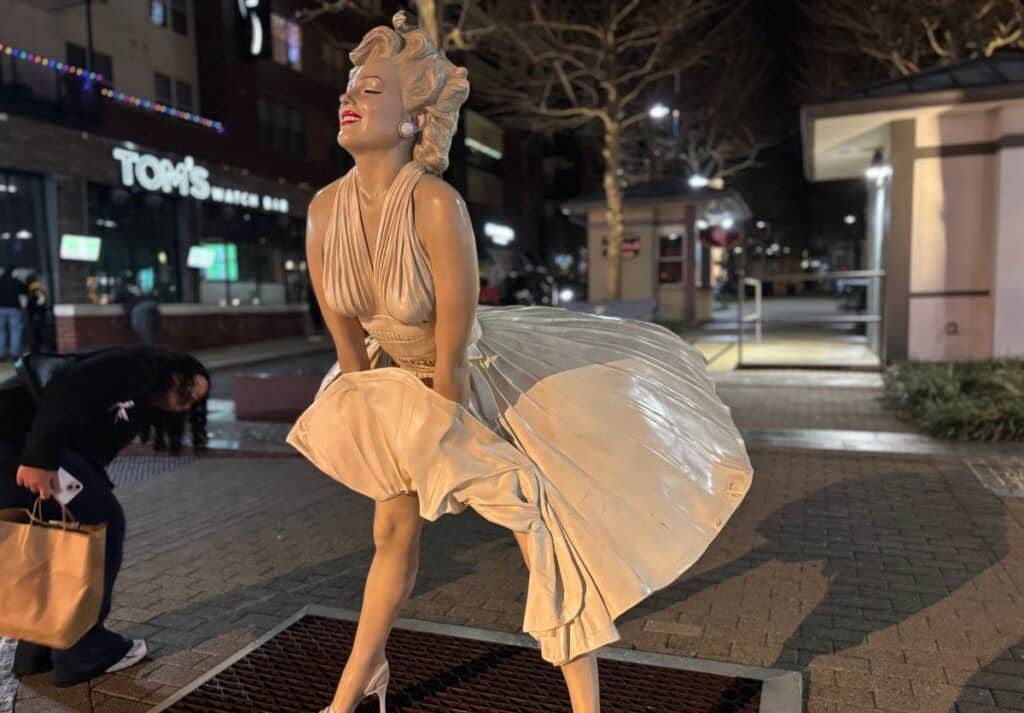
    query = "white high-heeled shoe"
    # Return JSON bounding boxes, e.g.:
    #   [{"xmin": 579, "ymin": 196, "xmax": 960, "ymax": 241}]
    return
[{"xmin": 320, "ymin": 659, "xmax": 390, "ymax": 713}]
